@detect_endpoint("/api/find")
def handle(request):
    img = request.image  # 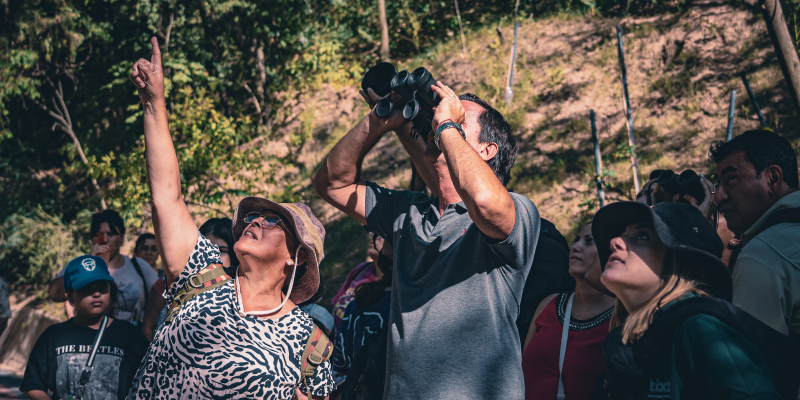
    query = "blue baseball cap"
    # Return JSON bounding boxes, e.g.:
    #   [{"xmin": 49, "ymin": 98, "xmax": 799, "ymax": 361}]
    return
[{"xmin": 64, "ymin": 255, "xmax": 115, "ymax": 290}]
